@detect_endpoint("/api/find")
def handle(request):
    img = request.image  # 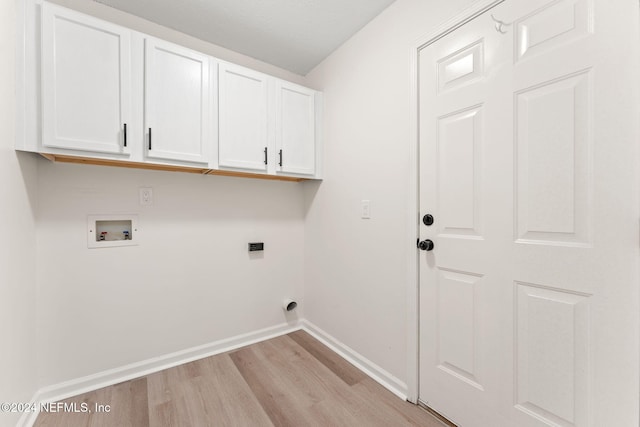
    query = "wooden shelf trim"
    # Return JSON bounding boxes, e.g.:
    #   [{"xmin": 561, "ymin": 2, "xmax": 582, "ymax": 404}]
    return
[{"xmin": 38, "ymin": 153, "xmax": 309, "ymax": 182}]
